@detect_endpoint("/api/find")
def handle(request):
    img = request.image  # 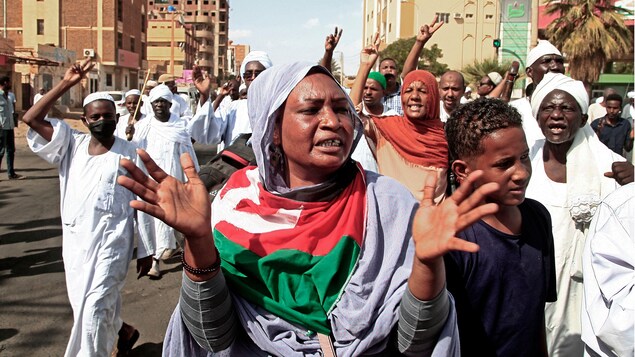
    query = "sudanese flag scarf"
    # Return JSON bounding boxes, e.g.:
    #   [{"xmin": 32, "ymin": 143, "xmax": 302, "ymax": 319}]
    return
[
  {"xmin": 211, "ymin": 163, "xmax": 367, "ymax": 335},
  {"xmin": 372, "ymin": 70, "xmax": 448, "ymax": 169}
]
